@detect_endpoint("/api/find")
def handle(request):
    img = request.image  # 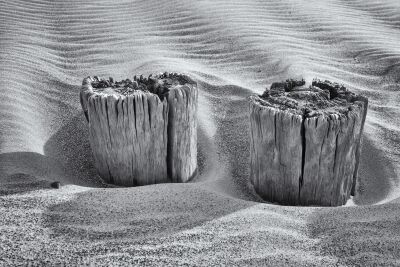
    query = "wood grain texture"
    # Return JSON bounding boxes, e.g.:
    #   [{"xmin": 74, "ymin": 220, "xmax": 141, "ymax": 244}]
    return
[
  {"xmin": 249, "ymin": 80, "xmax": 368, "ymax": 206},
  {"xmin": 80, "ymin": 77, "xmax": 94, "ymax": 121},
  {"xmin": 249, "ymin": 99, "xmax": 303, "ymax": 204},
  {"xmin": 87, "ymin": 91, "xmax": 169, "ymax": 186},
  {"xmin": 80, "ymin": 75, "xmax": 197, "ymax": 186},
  {"xmin": 167, "ymin": 85, "xmax": 198, "ymax": 183},
  {"xmin": 351, "ymin": 96, "xmax": 369, "ymax": 196}
]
